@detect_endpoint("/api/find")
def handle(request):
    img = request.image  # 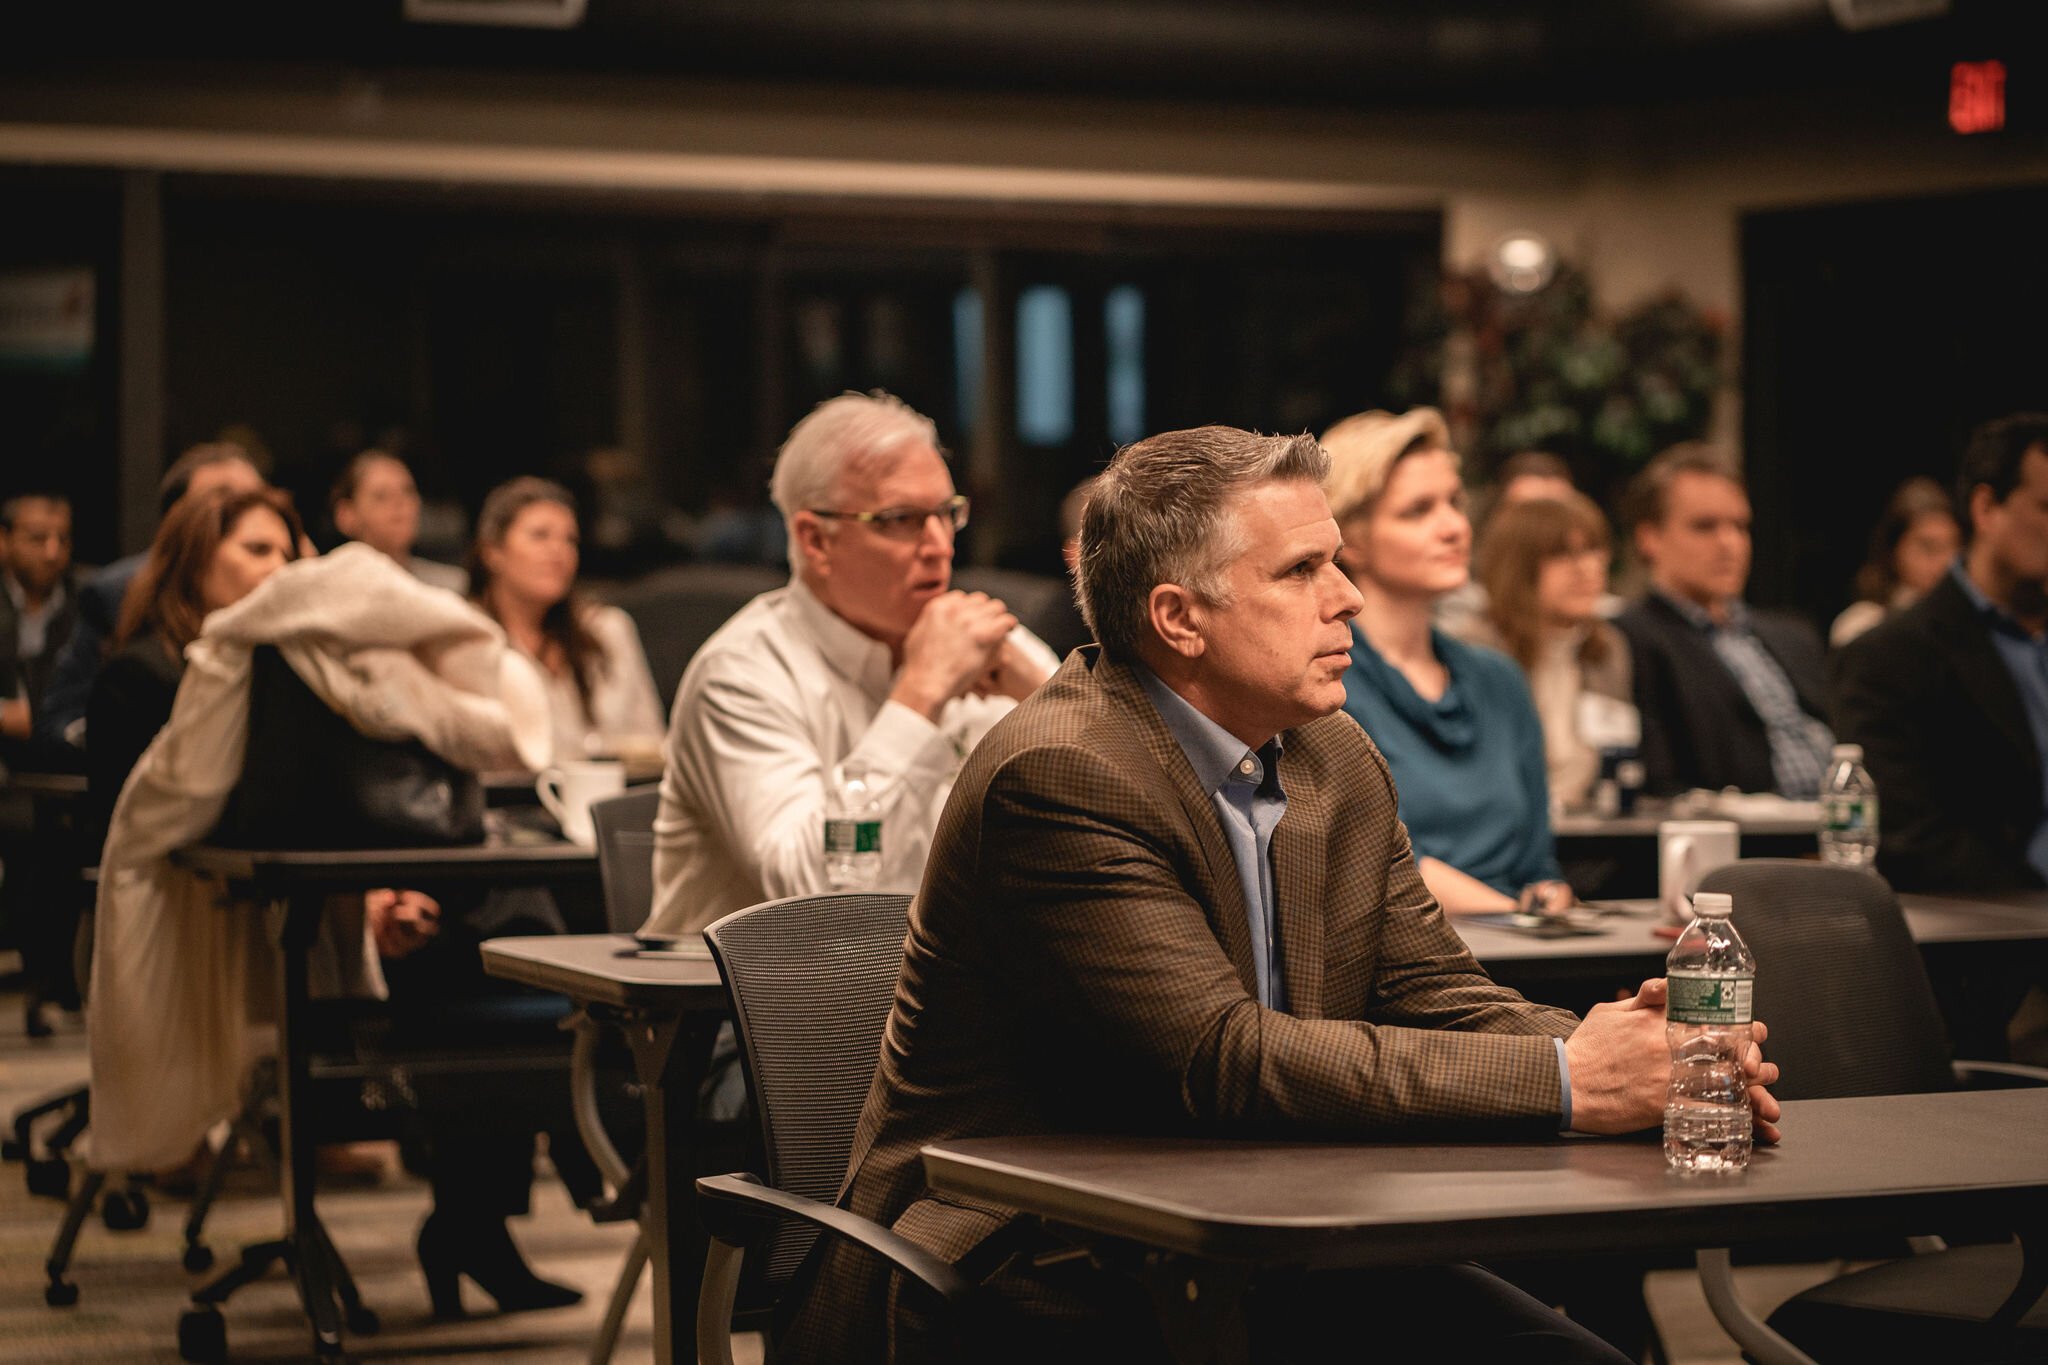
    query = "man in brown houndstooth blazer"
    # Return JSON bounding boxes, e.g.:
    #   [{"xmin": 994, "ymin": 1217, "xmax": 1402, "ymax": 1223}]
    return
[{"xmin": 786, "ymin": 427, "xmax": 1778, "ymax": 1363}]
